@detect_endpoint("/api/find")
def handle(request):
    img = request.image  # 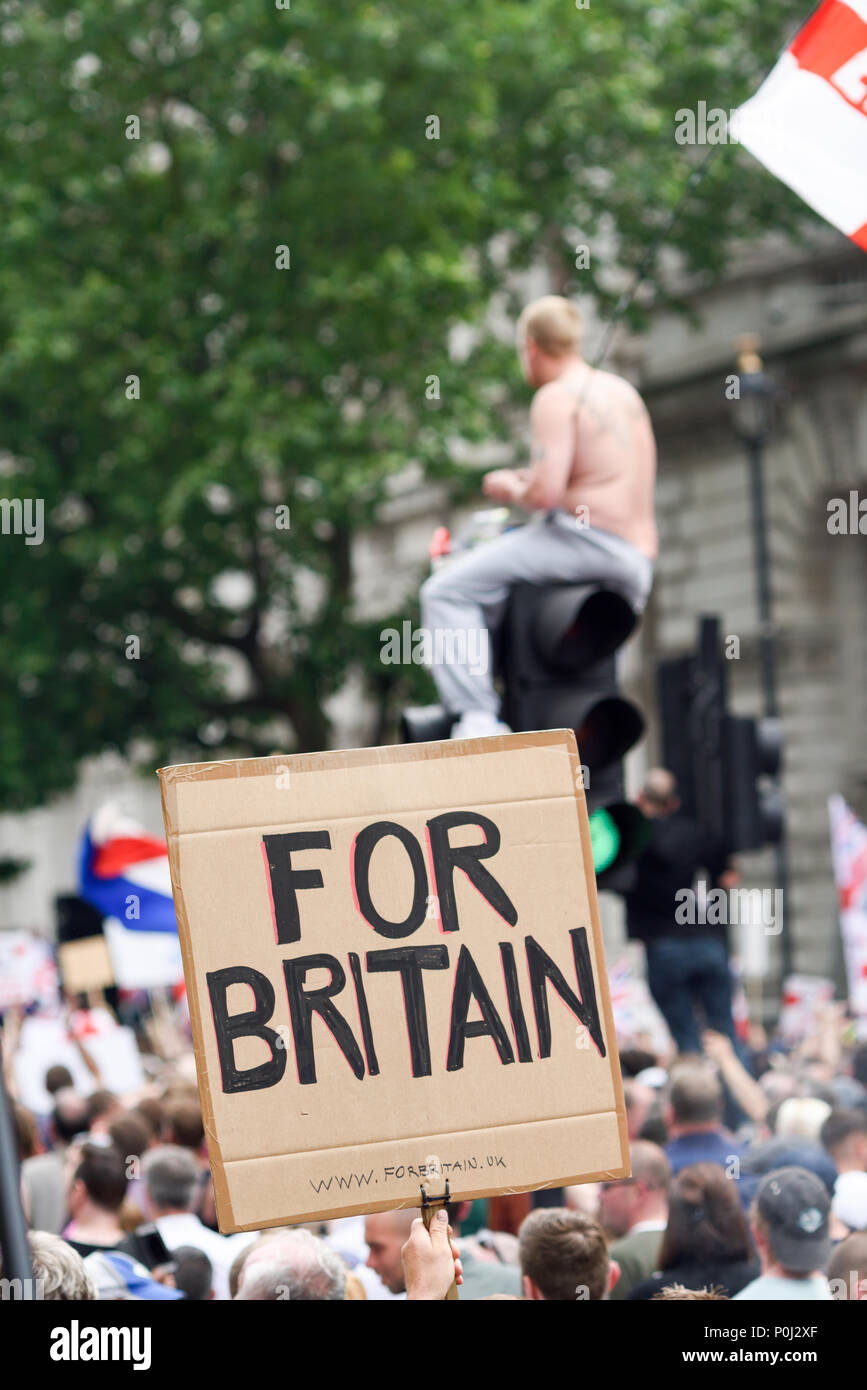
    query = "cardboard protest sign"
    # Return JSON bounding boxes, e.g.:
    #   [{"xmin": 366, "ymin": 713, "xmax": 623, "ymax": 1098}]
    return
[
  {"xmin": 0, "ymin": 931, "xmax": 60, "ymax": 1013},
  {"xmin": 158, "ymin": 731, "xmax": 629, "ymax": 1233},
  {"xmin": 57, "ymin": 936, "xmax": 115, "ymax": 995},
  {"xmin": 779, "ymin": 974, "xmax": 836, "ymax": 1043}
]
